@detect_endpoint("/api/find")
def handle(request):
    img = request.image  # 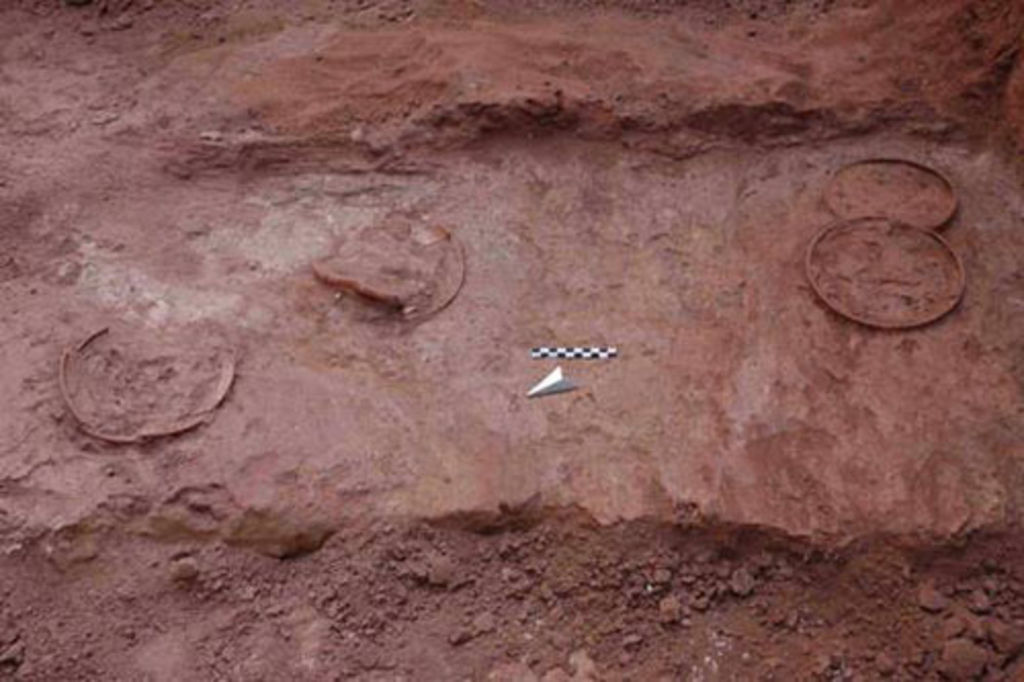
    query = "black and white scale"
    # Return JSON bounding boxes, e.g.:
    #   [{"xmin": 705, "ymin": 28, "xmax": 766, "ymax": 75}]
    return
[
  {"xmin": 530, "ymin": 346, "xmax": 618, "ymax": 360},
  {"xmin": 527, "ymin": 346, "xmax": 618, "ymax": 398}
]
